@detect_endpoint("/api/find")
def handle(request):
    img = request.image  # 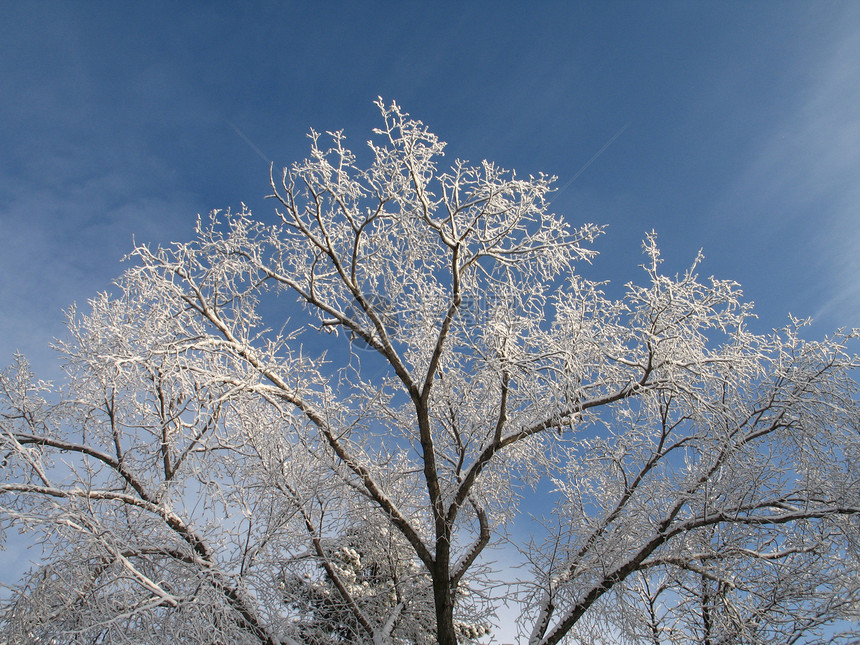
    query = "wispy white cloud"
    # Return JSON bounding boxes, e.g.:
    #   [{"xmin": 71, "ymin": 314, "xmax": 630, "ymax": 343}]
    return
[
  {"xmin": 718, "ymin": 9, "xmax": 860, "ymax": 328},
  {"xmin": 0, "ymin": 165, "xmax": 200, "ymax": 377}
]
